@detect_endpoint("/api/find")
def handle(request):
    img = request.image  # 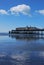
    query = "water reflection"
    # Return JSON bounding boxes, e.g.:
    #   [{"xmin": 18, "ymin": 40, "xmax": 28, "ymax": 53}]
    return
[
  {"xmin": 9, "ymin": 34, "xmax": 44, "ymax": 40},
  {"xmin": 0, "ymin": 51, "xmax": 44, "ymax": 65},
  {"xmin": 0, "ymin": 34, "xmax": 44, "ymax": 65}
]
